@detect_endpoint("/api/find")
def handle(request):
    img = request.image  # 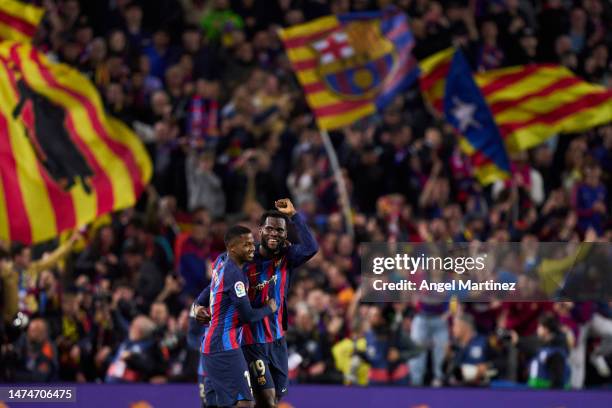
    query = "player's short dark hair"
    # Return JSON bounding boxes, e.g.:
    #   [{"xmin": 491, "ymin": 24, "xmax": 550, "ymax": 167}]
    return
[
  {"xmin": 224, "ymin": 225, "xmax": 252, "ymax": 247},
  {"xmin": 259, "ymin": 210, "xmax": 289, "ymax": 226}
]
